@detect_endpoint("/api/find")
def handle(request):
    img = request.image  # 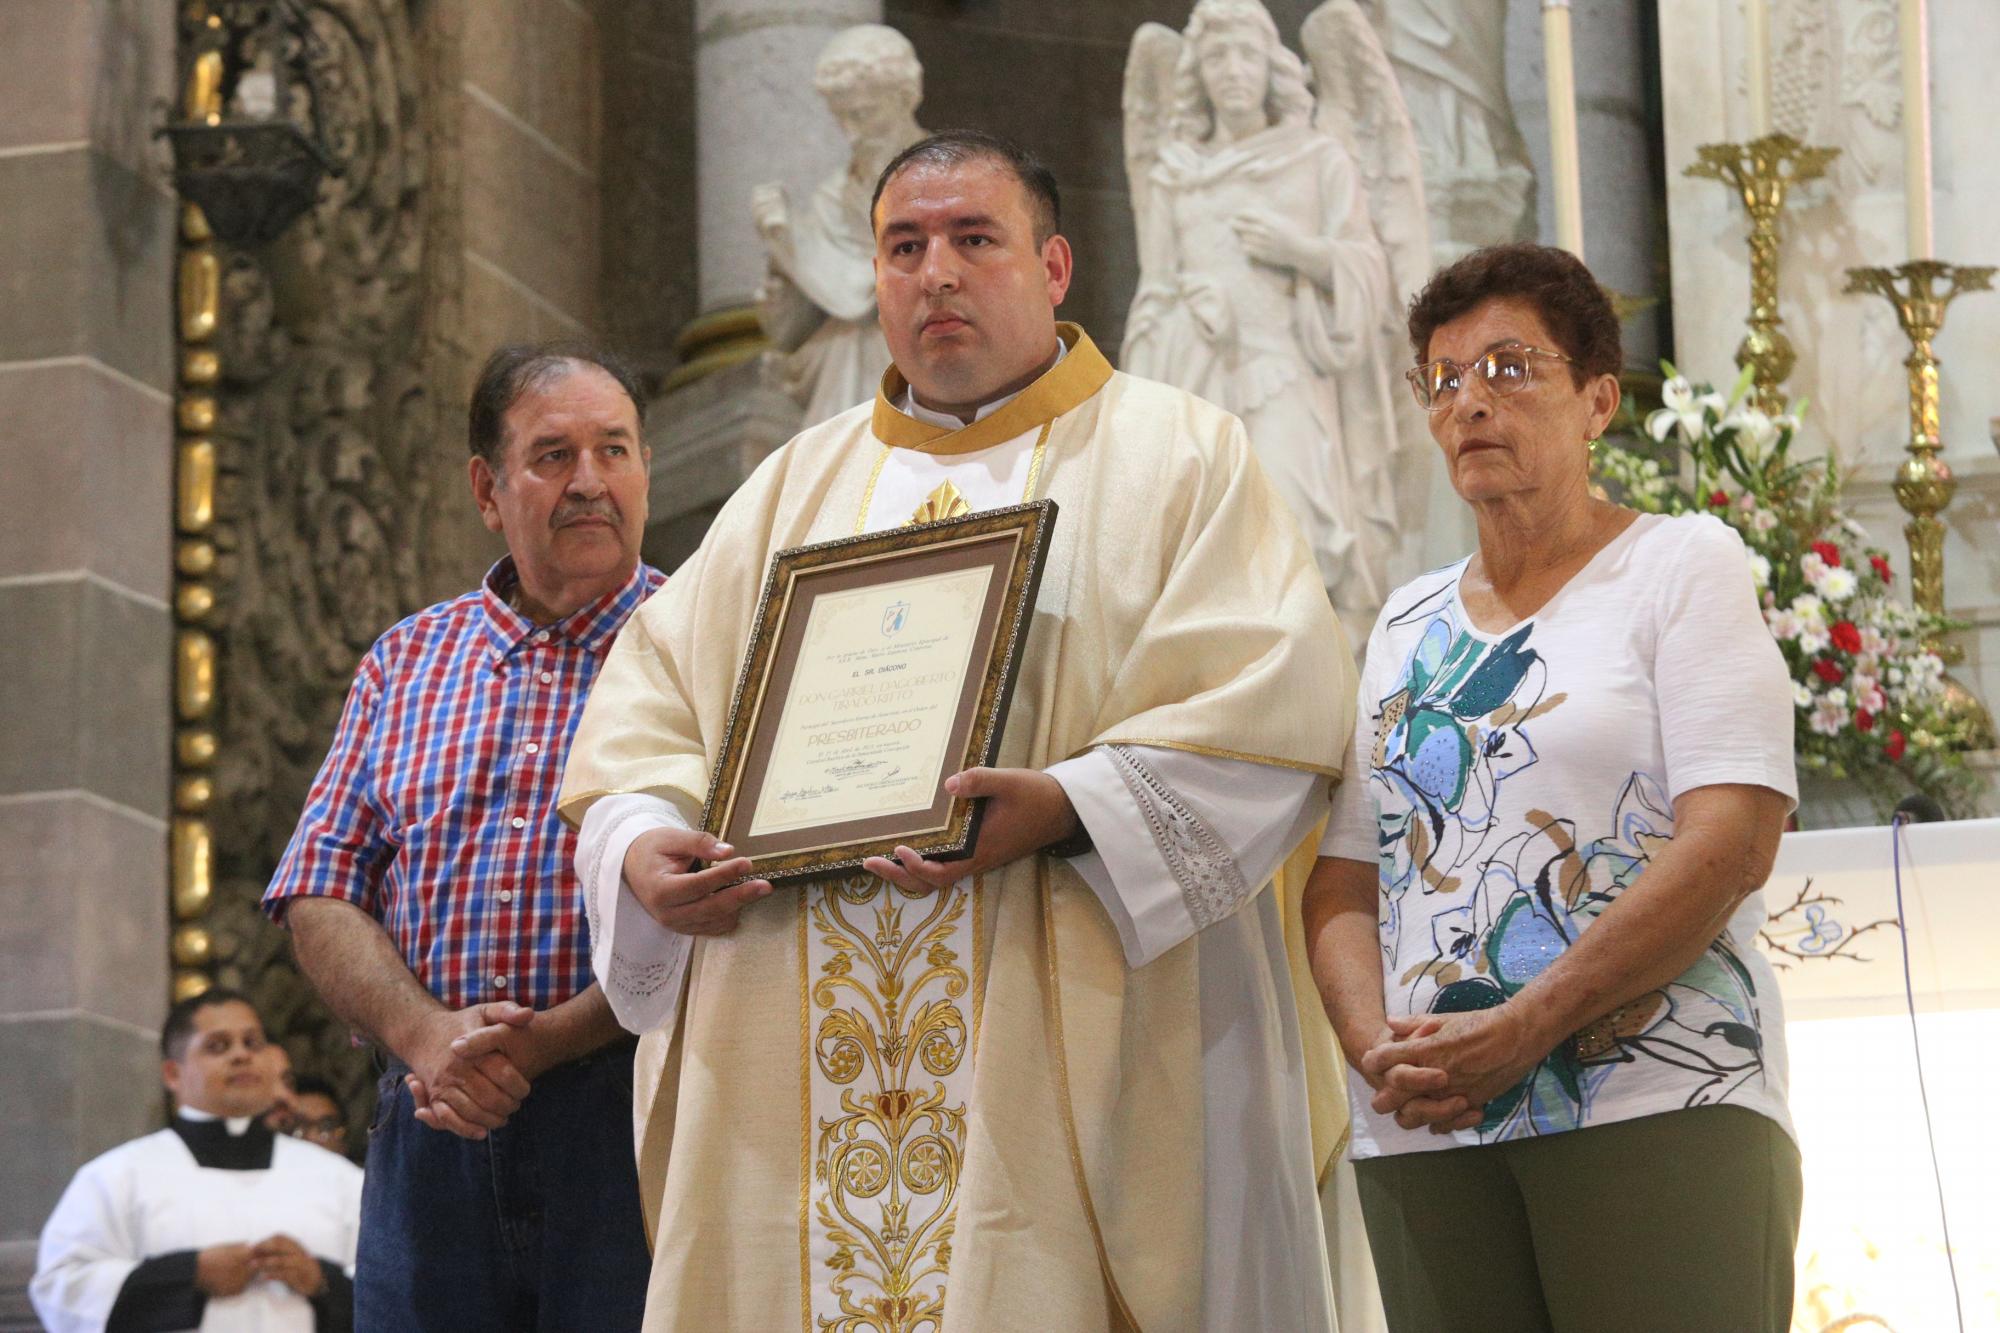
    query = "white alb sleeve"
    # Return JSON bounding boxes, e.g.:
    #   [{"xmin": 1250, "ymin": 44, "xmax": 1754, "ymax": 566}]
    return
[
  {"xmin": 1046, "ymin": 745, "xmax": 1324, "ymax": 968},
  {"xmin": 578, "ymin": 792, "xmax": 698, "ymax": 1034}
]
